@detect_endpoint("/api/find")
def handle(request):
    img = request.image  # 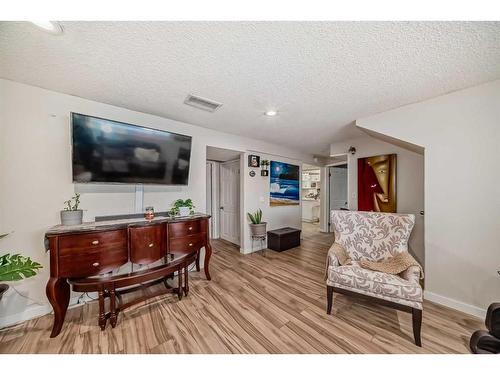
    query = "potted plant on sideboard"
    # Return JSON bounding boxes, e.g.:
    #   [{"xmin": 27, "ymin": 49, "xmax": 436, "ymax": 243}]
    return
[
  {"xmin": 0, "ymin": 233, "xmax": 43, "ymax": 302},
  {"xmin": 247, "ymin": 209, "xmax": 267, "ymax": 236},
  {"xmin": 60, "ymin": 193, "xmax": 83, "ymax": 226},
  {"xmin": 170, "ymin": 198, "xmax": 195, "ymax": 217}
]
